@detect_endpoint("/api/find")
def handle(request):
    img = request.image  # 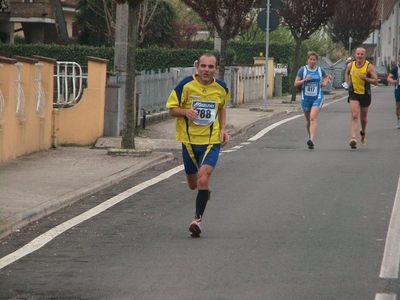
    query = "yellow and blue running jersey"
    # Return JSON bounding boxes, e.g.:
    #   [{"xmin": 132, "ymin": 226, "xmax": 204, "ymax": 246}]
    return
[{"xmin": 166, "ymin": 74, "xmax": 230, "ymax": 145}]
